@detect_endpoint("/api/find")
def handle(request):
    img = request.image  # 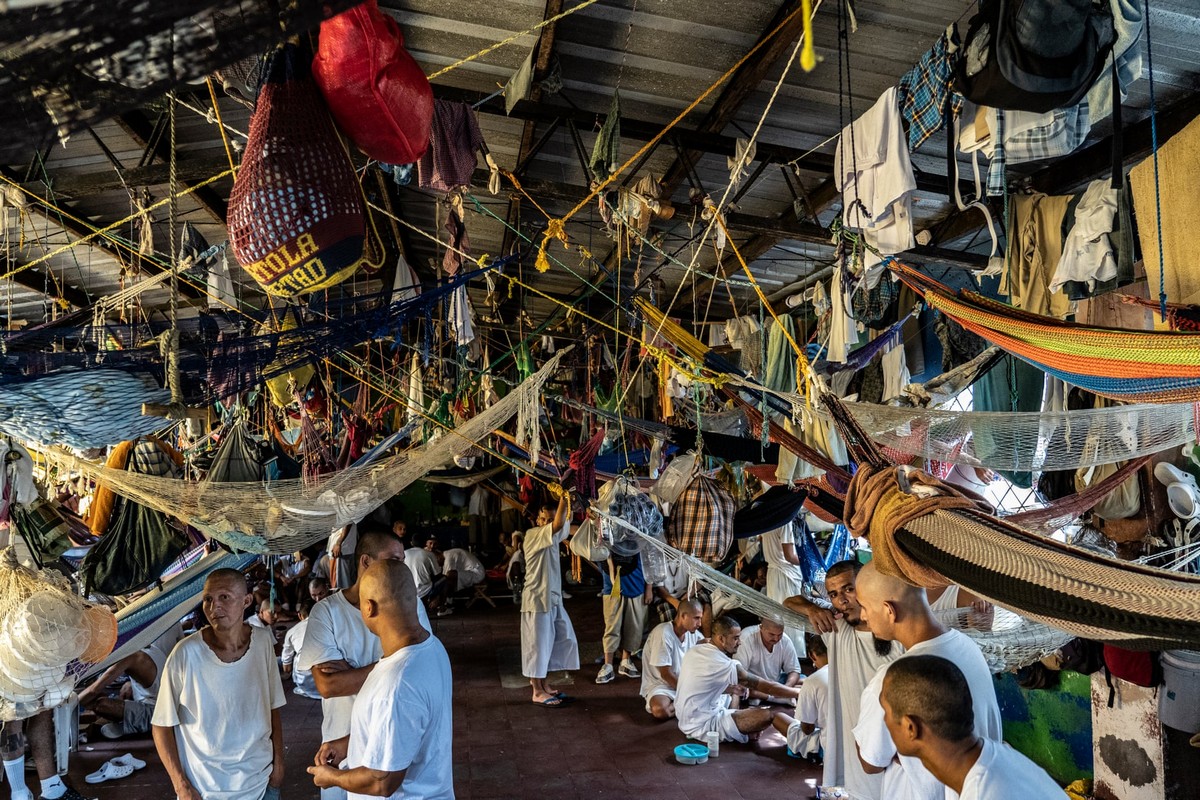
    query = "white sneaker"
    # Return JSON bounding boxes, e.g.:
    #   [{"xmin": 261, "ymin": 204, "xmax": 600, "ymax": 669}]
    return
[
  {"xmin": 595, "ymin": 664, "xmax": 615, "ymax": 684},
  {"xmin": 618, "ymin": 658, "xmax": 640, "ymax": 679}
]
